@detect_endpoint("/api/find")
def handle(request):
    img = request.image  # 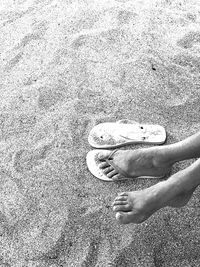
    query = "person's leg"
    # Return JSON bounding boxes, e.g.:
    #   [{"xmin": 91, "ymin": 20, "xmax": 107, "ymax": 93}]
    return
[
  {"xmin": 161, "ymin": 130, "xmax": 200, "ymax": 162},
  {"xmin": 98, "ymin": 131, "xmax": 200, "ymax": 180},
  {"xmin": 112, "ymin": 158, "xmax": 200, "ymax": 224}
]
